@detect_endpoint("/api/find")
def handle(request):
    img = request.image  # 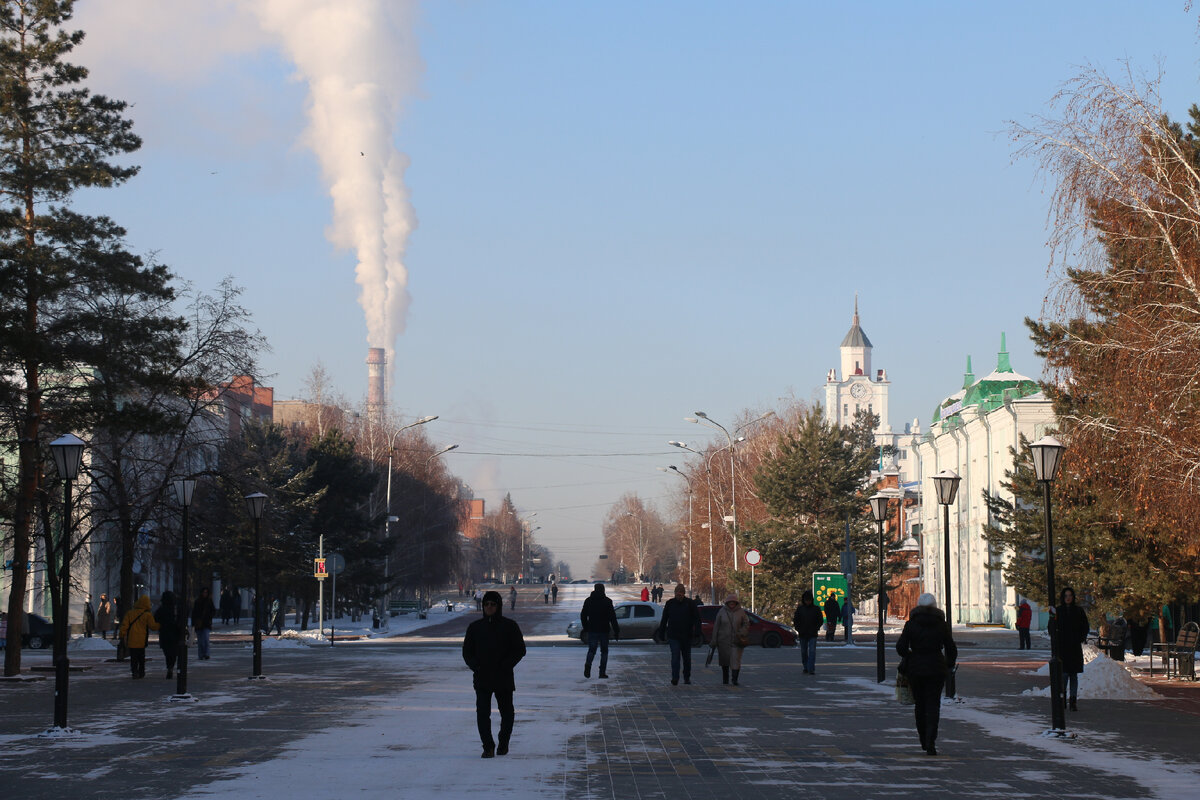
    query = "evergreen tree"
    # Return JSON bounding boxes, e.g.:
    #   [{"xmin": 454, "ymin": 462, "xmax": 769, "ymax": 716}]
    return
[{"xmin": 0, "ymin": 1, "xmax": 176, "ymax": 676}]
